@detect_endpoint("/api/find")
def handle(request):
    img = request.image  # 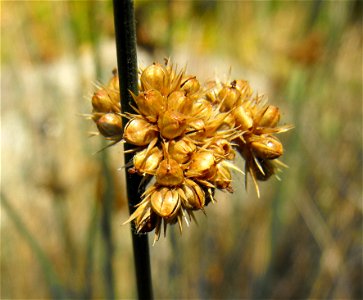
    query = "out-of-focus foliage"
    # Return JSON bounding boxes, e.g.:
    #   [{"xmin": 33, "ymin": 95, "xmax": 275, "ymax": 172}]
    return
[{"xmin": 1, "ymin": 1, "xmax": 362, "ymax": 299}]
